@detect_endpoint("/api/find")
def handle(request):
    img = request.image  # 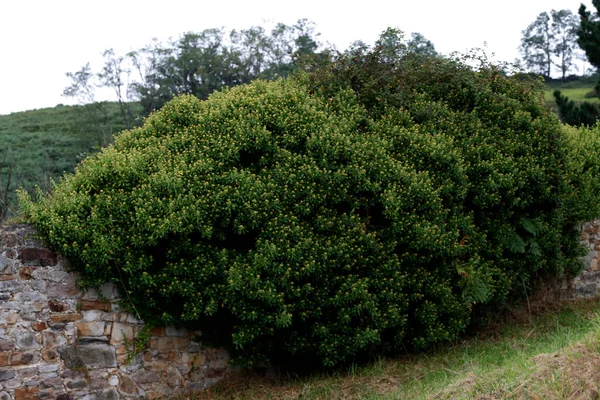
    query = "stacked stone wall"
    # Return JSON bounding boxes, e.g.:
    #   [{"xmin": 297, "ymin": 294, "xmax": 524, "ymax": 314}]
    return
[
  {"xmin": 0, "ymin": 224, "xmax": 230, "ymax": 399},
  {"xmin": 570, "ymin": 219, "xmax": 600, "ymax": 298}
]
